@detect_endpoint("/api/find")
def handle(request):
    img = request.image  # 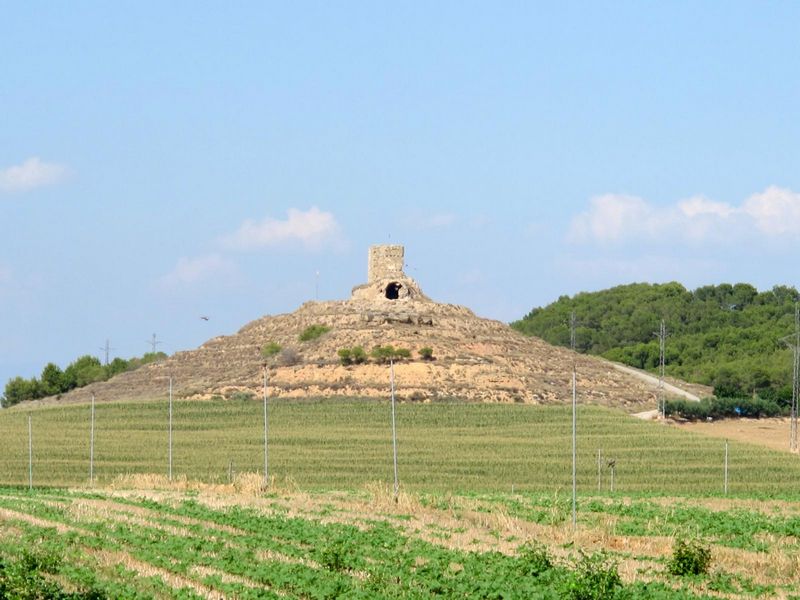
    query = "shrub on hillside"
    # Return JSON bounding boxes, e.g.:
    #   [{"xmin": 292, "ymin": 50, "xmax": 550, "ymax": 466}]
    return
[
  {"xmin": 299, "ymin": 324, "xmax": 331, "ymax": 342},
  {"xmin": 418, "ymin": 346, "xmax": 434, "ymax": 361},
  {"xmin": 338, "ymin": 348, "xmax": 353, "ymax": 365},
  {"xmin": 278, "ymin": 347, "xmax": 301, "ymax": 366},
  {"xmin": 261, "ymin": 341, "xmax": 282, "ymax": 359},
  {"xmin": 668, "ymin": 538, "xmax": 712, "ymax": 576},
  {"xmin": 371, "ymin": 345, "xmax": 395, "ymax": 364},
  {"xmin": 350, "ymin": 346, "xmax": 367, "ymax": 364},
  {"xmin": 665, "ymin": 396, "xmax": 785, "ymax": 420}
]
